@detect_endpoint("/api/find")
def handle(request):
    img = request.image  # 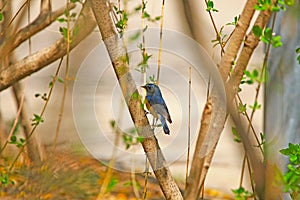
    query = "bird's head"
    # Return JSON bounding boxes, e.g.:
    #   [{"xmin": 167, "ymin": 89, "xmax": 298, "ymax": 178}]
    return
[{"xmin": 142, "ymin": 83, "xmax": 161, "ymax": 96}]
